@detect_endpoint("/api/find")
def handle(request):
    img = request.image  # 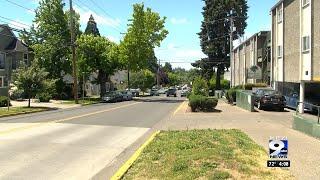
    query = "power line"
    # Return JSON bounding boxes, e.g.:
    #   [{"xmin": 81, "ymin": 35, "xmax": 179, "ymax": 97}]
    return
[
  {"xmin": 74, "ymin": 0, "xmax": 124, "ymax": 33},
  {"xmin": 0, "ymin": 19, "xmax": 29, "ymax": 30},
  {"xmin": 0, "ymin": 16, "xmax": 31, "ymax": 28},
  {"xmin": 4, "ymin": 0, "xmax": 35, "ymax": 13},
  {"xmin": 87, "ymin": 0, "xmax": 127, "ymax": 32}
]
